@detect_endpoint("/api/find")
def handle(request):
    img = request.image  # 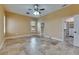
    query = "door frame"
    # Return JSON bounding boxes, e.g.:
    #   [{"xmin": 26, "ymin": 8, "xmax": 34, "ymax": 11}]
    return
[{"xmin": 62, "ymin": 15, "xmax": 75, "ymax": 42}]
